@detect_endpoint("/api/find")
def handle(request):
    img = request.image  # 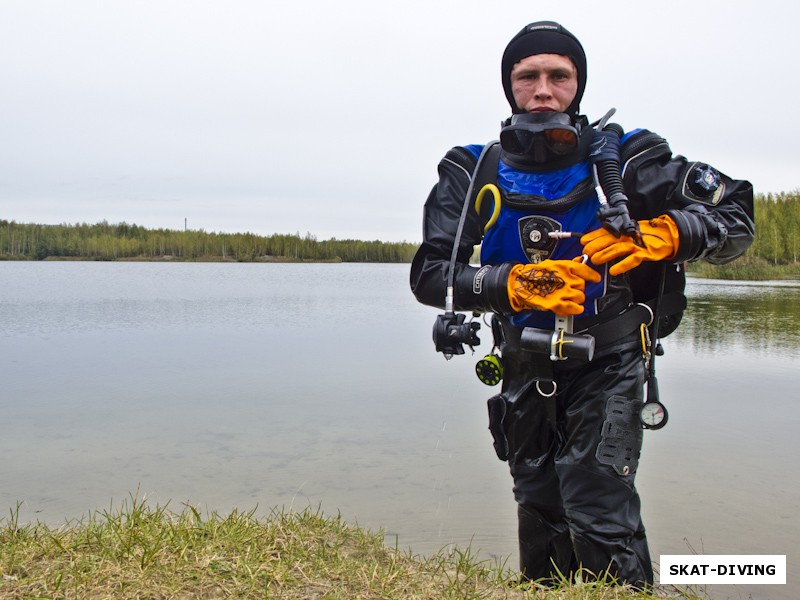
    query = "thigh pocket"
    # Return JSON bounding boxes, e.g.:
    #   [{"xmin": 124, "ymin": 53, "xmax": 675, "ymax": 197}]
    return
[
  {"xmin": 595, "ymin": 395, "xmax": 643, "ymax": 476},
  {"xmin": 487, "ymin": 393, "xmax": 509, "ymax": 462}
]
